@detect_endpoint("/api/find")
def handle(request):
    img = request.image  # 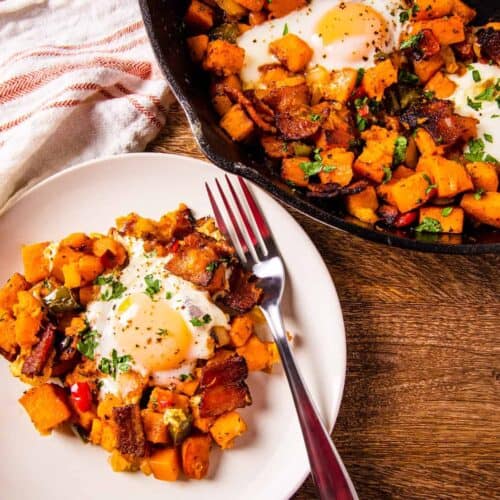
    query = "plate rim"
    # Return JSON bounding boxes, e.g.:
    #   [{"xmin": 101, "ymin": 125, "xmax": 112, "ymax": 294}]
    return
[{"xmin": 0, "ymin": 152, "xmax": 347, "ymax": 499}]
